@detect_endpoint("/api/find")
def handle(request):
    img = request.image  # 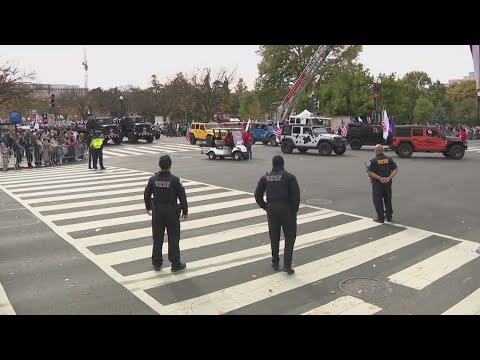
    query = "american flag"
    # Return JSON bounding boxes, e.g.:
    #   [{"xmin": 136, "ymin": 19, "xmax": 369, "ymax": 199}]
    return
[
  {"xmin": 274, "ymin": 121, "xmax": 282, "ymax": 142},
  {"xmin": 186, "ymin": 127, "xmax": 191, "ymax": 144},
  {"xmin": 341, "ymin": 118, "xmax": 348, "ymax": 137},
  {"xmin": 389, "ymin": 117, "xmax": 395, "ymax": 133}
]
